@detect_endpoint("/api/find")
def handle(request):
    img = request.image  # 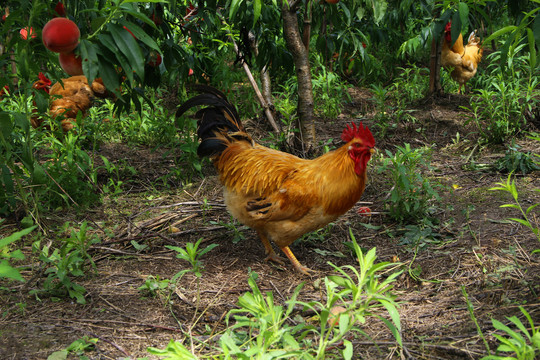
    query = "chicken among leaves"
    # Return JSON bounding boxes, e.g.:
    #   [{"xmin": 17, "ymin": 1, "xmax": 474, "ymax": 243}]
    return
[{"xmin": 177, "ymin": 86, "xmax": 375, "ymax": 274}]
